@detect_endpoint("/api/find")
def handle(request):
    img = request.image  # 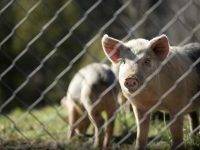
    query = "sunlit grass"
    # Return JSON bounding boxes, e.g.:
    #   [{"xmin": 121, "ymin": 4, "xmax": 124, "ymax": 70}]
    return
[{"xmin": 0, "ymin": 106, "xmax": 199, "ymax": 149}]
